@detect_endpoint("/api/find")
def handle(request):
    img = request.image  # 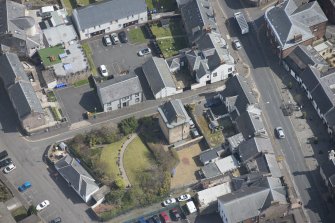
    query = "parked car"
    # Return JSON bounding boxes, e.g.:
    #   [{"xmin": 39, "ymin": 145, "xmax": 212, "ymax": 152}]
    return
[
  {"xmin": 18, "ymin": 181, "xmax": 31, "ymax": 192},
  {"xmin": 160, "ymin": 211, "xmax": 170, "ymax": 223},
  {"xmin": 103, "ymin": 35, "xmax": 112, "ymax": 46},
  {"xmin": 36, "ymin": 200, "xmax": 50, "ymax": 211},
  {"xmin": 110, "ymin": 33, "xmax": 120, "ymax": 44},
  {"xmin": 152, "ymin": 215, "xmax": 161, "ymax": 223},
  {"xmin": 232, "ymin": 38, "xmax": 242, "ymax": 50},
  {"xmin": 190, "ymin": 129, "xmax": 199, "ymax": 138},
  {"xmin": 118, "ymin": 31, "xmax": 128, "ymax": 43},
  {"xmin": 146, "ymin": 218, "xmax": 155, "ymax": 223},
  {"xmin": 189, "ymin": 119, "xmax": 195, "ymax": 128},
  {"xmin": 0, "ymin": 150, "xmax": 8, "ymax": 160},
  {"xmin": 137, "ymin": 217, "xmax": 146, "ymax": 223},
  {"xmin": 3, "ymin": 163, "xmax": 15, "ymax": 174},
  {"xmin": 170, "ymin": 208, "xmax": 181, "ymax": 220},
  {"xmin": 138, "ymin": 48, "xmax": 151, "ymax": 56},
  {"xmin": 163, "ymin": 198, "xmax": 176, "ymax": 206},
  {"xmin": 0, "ymin": 158, "xmax": 12, "ymax": 168},
  {"xmin": 177, "ymin": 194, "xmax": 191, "ymax": 202},
  {"xmin": 99, "ymin": 65, "xmax": 108, "ymax": 77},
  {"xmin": 49, "ymin": 217, "xmax": 61, "ymax": 223},
  {"xmin": 275, "ymin": 127, "xmax": 285, "ymax": 139}
]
